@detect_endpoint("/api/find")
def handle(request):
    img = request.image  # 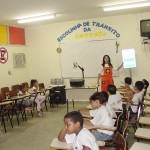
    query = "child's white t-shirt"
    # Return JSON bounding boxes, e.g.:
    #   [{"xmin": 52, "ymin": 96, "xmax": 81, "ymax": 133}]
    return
[
  {"xmin": 18, "ymin": 91, "xmax": 29, "ymax": 95},
  {"xmin": 108, "ymin": 92, "xmax": 123, "ymax": 110},
  {"xmin": 89, "ymin": 105, "xmax": 114, "ymax": 135},
  {"xmin": 131, "ymin": 91, "xmax": 143, "ymax": 113},
  {"xmin": 106, "ymin": 103, "xmax": 117, "ymax": 119},
  {"xmin": 65, "ymin": 128, "xmax": 99, "ymax": 150}
]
